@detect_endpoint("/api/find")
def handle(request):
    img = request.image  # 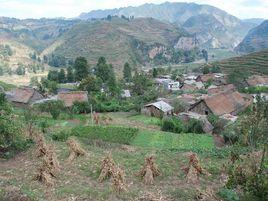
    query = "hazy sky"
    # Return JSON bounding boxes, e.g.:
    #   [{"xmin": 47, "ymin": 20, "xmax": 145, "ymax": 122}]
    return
[{"xmin": 0, "ymin": 0, "xmax": 267, "ymax": 19}]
